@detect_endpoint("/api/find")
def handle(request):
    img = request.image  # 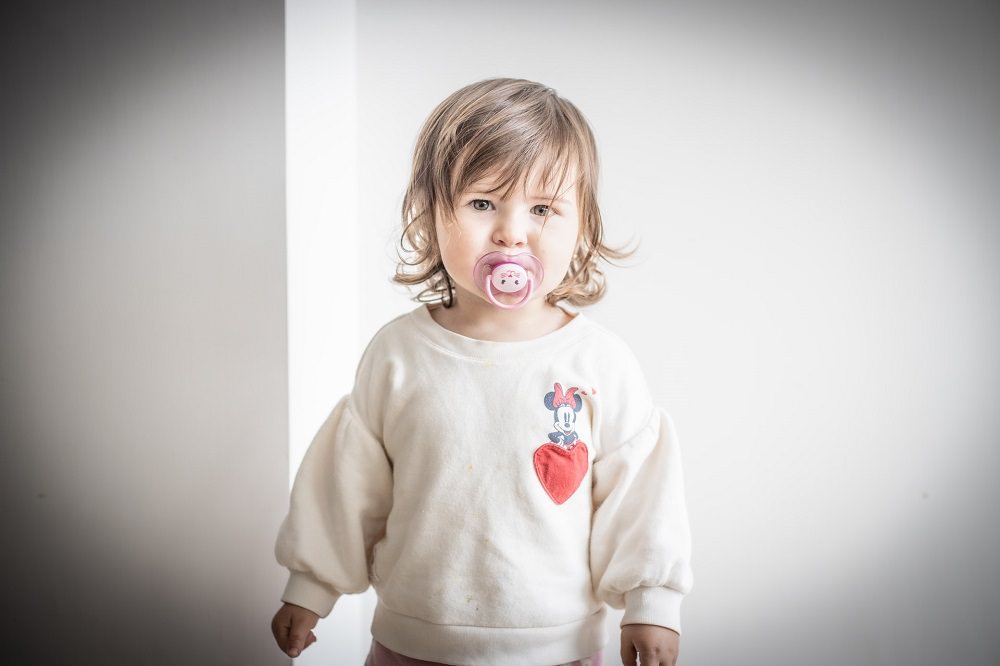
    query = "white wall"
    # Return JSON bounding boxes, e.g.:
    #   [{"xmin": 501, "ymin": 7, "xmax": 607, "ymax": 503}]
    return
[
  {"xmin": 286, "ymin": 0, "xmax": 372, "ymax": 664},
  {"xmin": 344, "ymin": 1, "xmax": 1000, "ymax": 664}
]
